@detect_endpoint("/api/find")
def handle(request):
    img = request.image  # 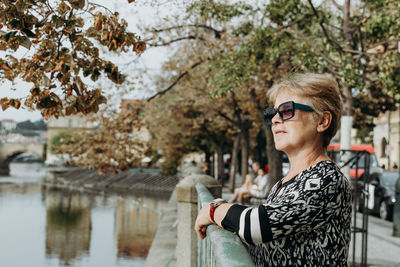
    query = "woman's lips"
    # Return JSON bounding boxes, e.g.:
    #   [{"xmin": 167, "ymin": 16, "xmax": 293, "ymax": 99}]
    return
[{"xmin": 274, "ymin": 130, "xmax": 286, "ymax": 134}]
